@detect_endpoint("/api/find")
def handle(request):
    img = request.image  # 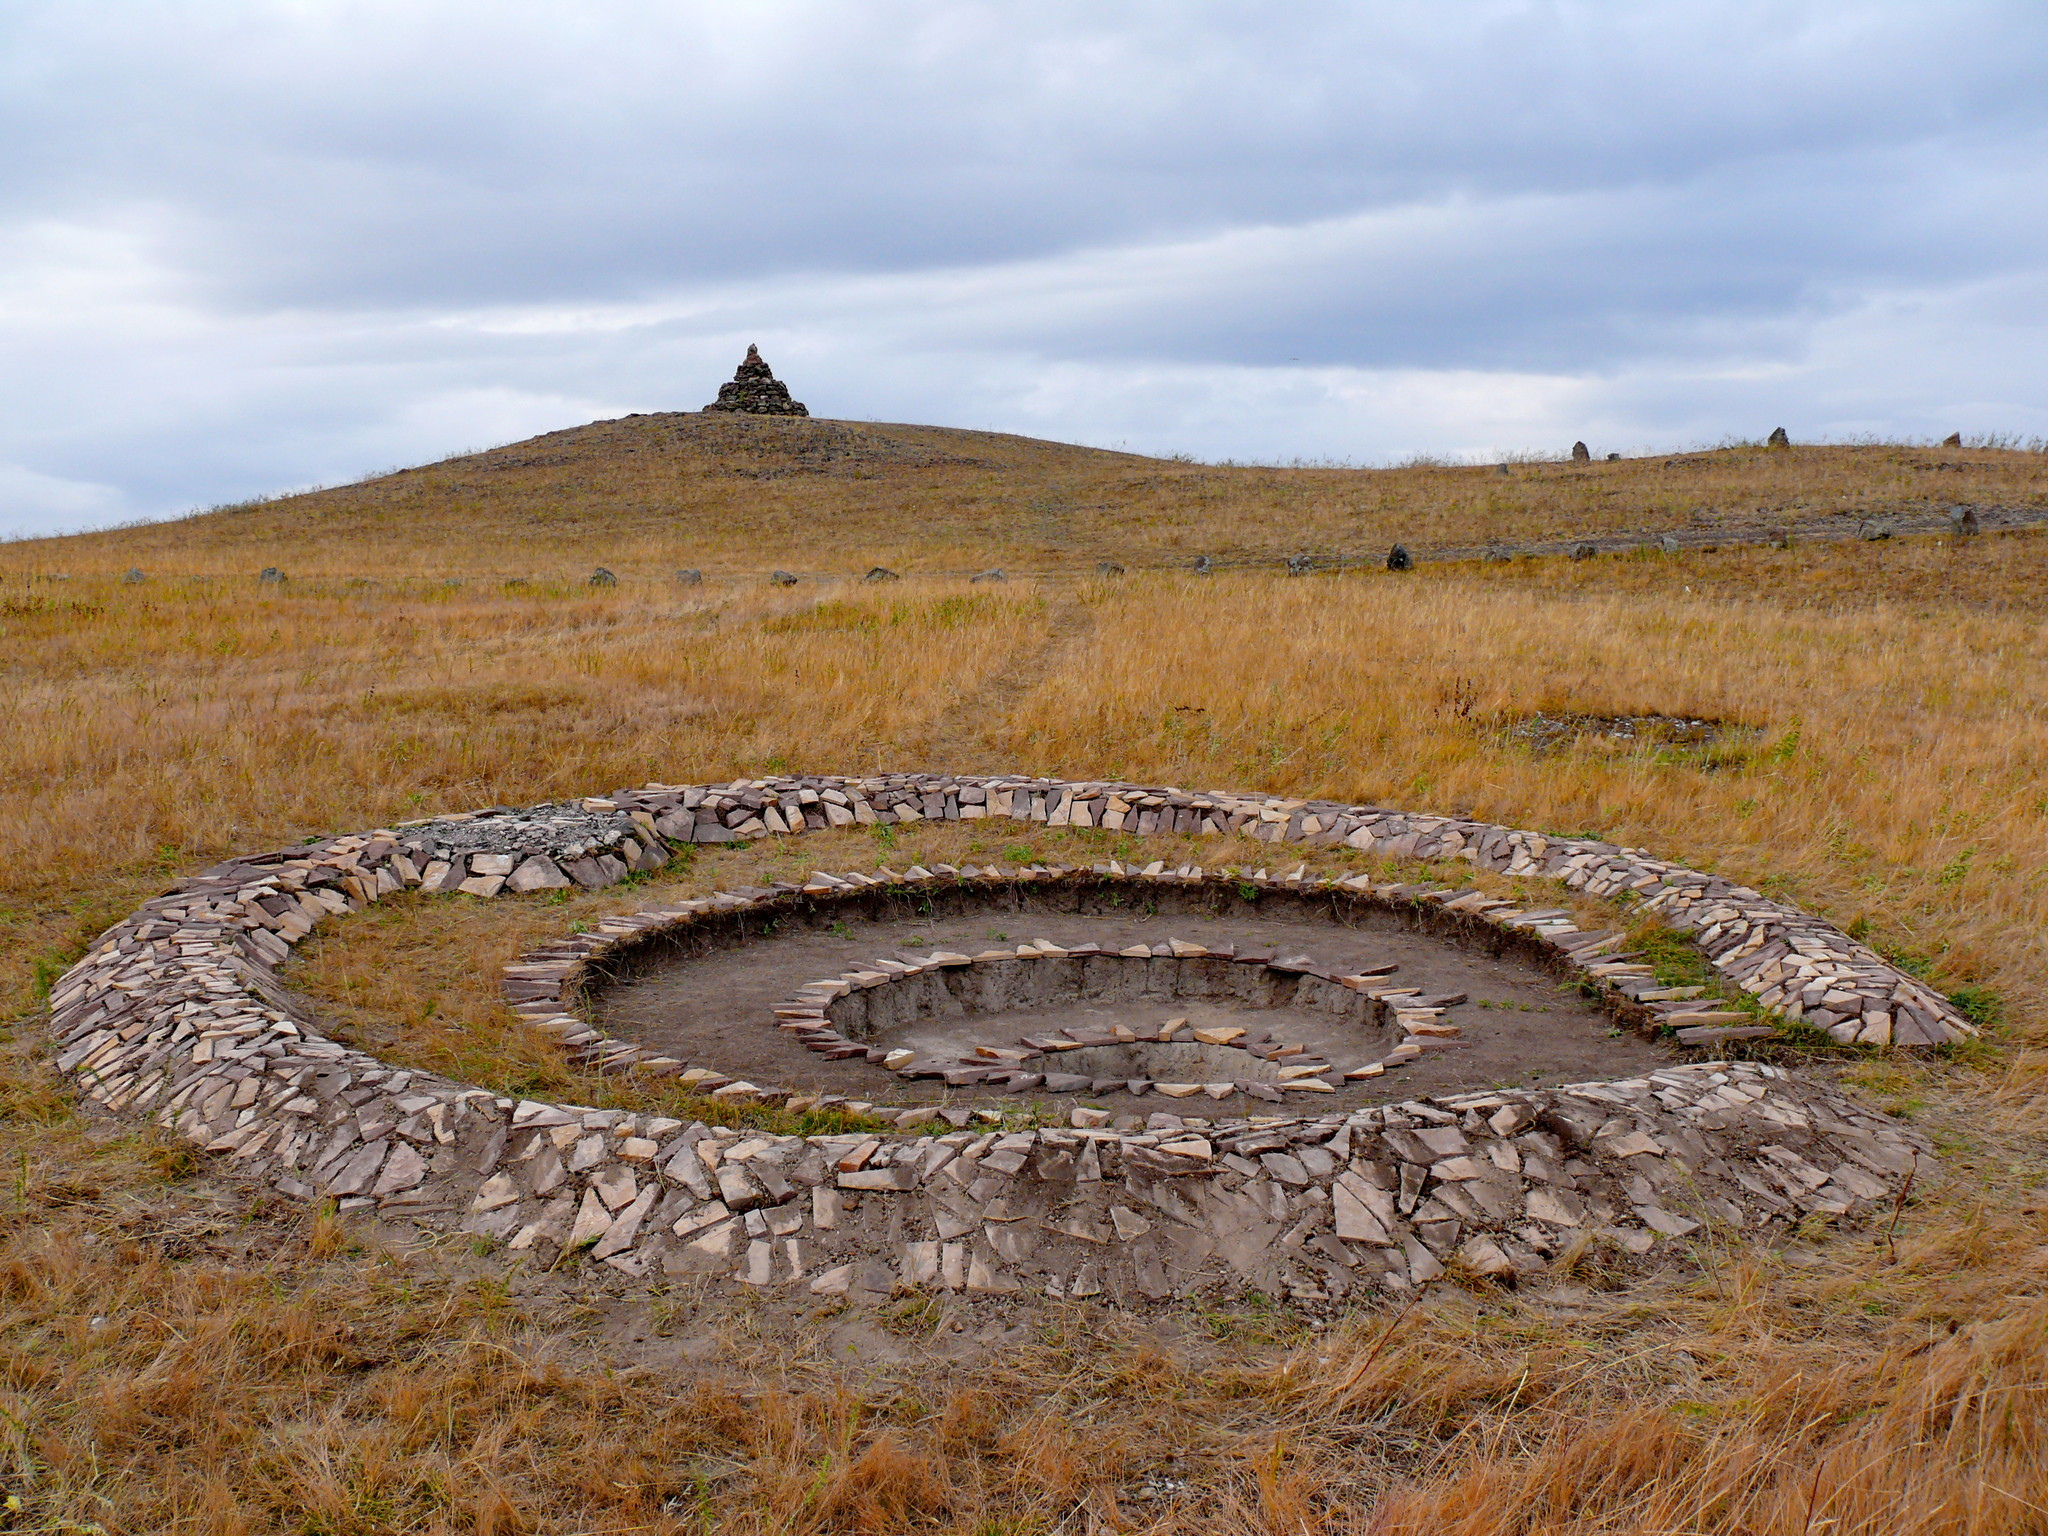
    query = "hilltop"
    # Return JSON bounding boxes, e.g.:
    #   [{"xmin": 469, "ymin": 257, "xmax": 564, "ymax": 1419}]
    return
[{"xmin": 8, "ymin": 410, "xmax": 2047, "ymax": 578}]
